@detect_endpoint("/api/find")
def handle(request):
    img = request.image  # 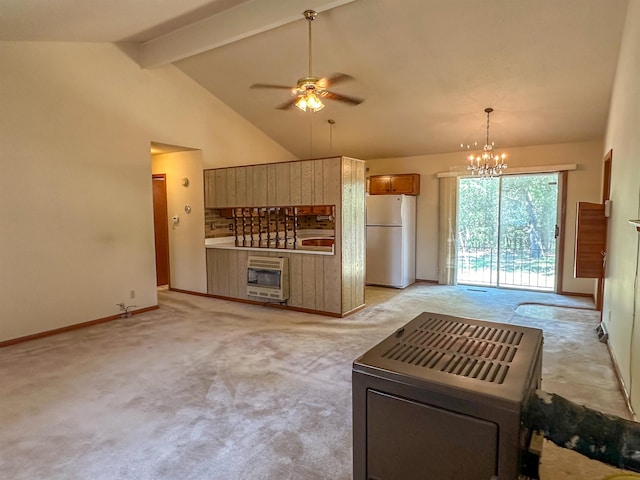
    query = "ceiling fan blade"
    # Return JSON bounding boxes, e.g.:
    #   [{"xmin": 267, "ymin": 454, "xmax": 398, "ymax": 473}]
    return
[
  {"xmin": 250, "ymin": 83, "xmax": 295, "ymax": 90},
  {"xmin": 322, "ymin": 73, "xmax": 355, "ymax": 88},
  {"xmin": 323, "ymin": 90, "xmax": 364, "ymax": 106},
  {"xmin": 276, "ymin": 97, "xmax": 299, "ymax": 110}
]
